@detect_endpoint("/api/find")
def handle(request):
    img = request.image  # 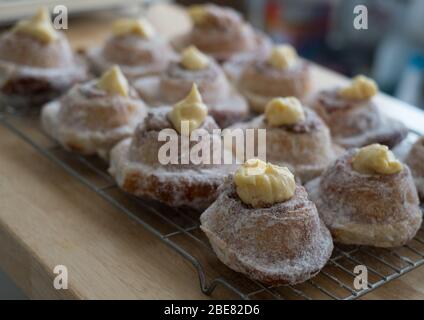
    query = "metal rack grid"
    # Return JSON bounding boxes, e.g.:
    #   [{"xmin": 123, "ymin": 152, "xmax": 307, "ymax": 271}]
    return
[{"xmin": 0, "ymin": 111, "xmax": 423, "ymax": 300}]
